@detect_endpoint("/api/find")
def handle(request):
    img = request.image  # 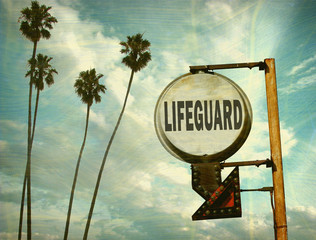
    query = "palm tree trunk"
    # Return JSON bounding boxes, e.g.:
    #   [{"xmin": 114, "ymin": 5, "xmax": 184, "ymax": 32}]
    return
[
  {"xmin": 83, "ymin": 70, "xmax": 135, "ymax": 240},
  {"xmin": 64, "ymin": 104, "xmax": 91, "ymax": 240},
  {"xmin": 18, "ymin": 173, "xmax": 27, "ymax": 240},
  {"xmin": 31, "ymin": 88, "xmax": 40, "ymax": 143},
  {"xmin": 18, "ymin": 40, "xmax": 37, "ymax": 240},
  {"xmin": 18, "ymin": 89, "xmax": 40, "ymax": 239},
  {"xmin": 26, "ymin": 40, "xmax": 37, "ymax": 240}
]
